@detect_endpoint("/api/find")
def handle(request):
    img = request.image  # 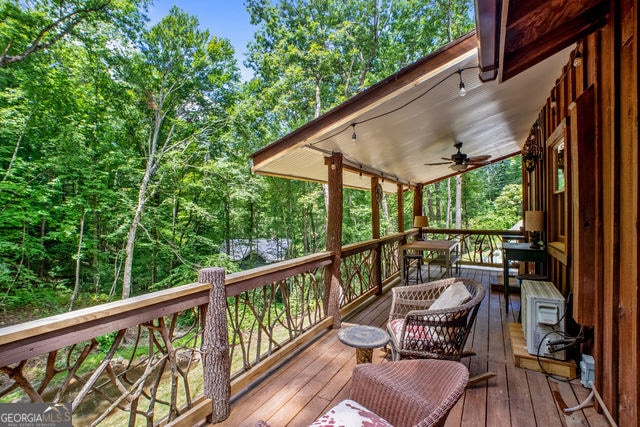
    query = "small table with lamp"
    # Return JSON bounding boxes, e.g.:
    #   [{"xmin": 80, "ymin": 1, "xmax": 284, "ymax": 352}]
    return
[{"xmin": 502, "ymin": 242, "xmax": 547, "ymax": 312}]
